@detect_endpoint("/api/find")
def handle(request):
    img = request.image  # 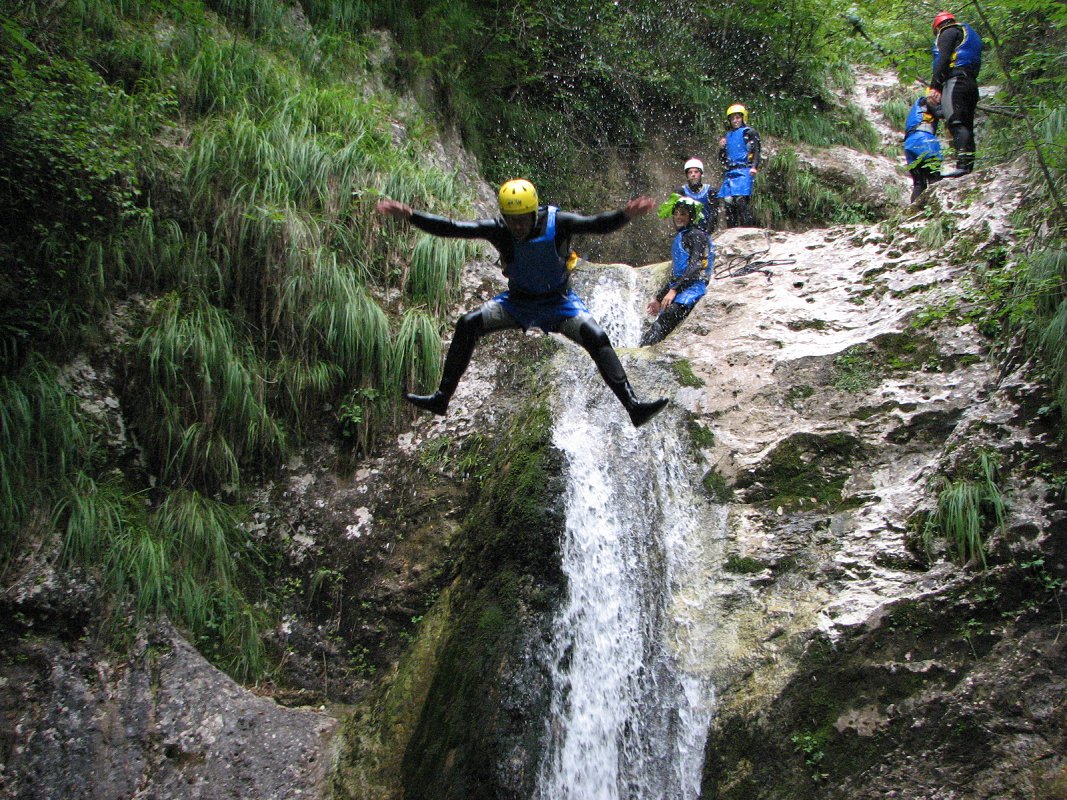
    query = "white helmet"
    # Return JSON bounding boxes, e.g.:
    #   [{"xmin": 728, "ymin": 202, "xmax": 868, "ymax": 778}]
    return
[{"xmin": 684, "ymin": 158, "xmax": 704, "ymax": 173}]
